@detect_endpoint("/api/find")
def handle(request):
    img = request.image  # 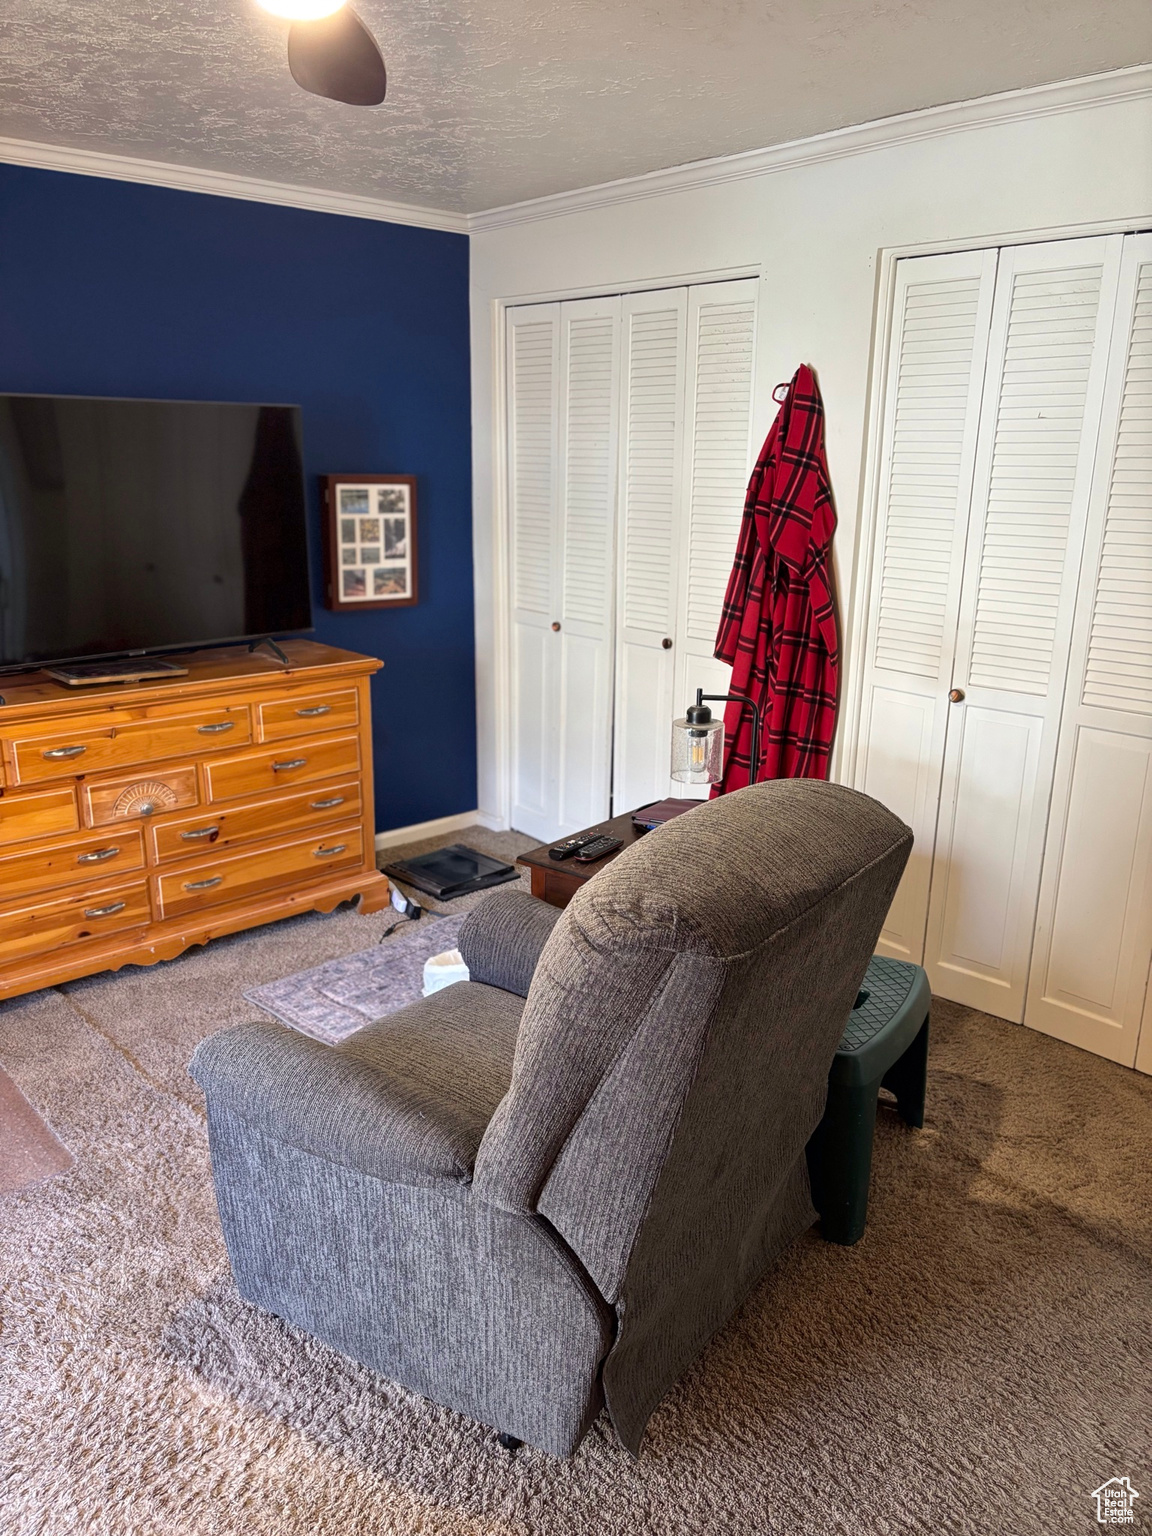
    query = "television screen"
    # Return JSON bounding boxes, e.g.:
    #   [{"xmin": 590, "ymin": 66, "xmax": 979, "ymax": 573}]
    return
[{"xmin": 0, "ymin": 393, "xmax": 313, "ymax": 668}]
